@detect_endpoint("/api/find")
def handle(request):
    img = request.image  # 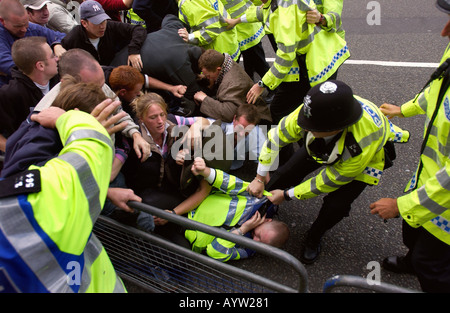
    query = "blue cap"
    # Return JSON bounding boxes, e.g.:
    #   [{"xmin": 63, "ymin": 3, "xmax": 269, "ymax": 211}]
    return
[{"xmin": 79, "ymin": 0, "xmax": 110, "ymax": 25}]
